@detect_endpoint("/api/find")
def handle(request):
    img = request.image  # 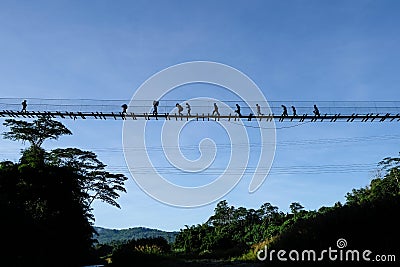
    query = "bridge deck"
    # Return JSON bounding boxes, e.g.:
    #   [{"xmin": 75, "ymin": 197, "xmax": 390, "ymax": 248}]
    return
[{"xmin": 1, "ymin": 110, "xmax": 400, "ymax": 122}]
